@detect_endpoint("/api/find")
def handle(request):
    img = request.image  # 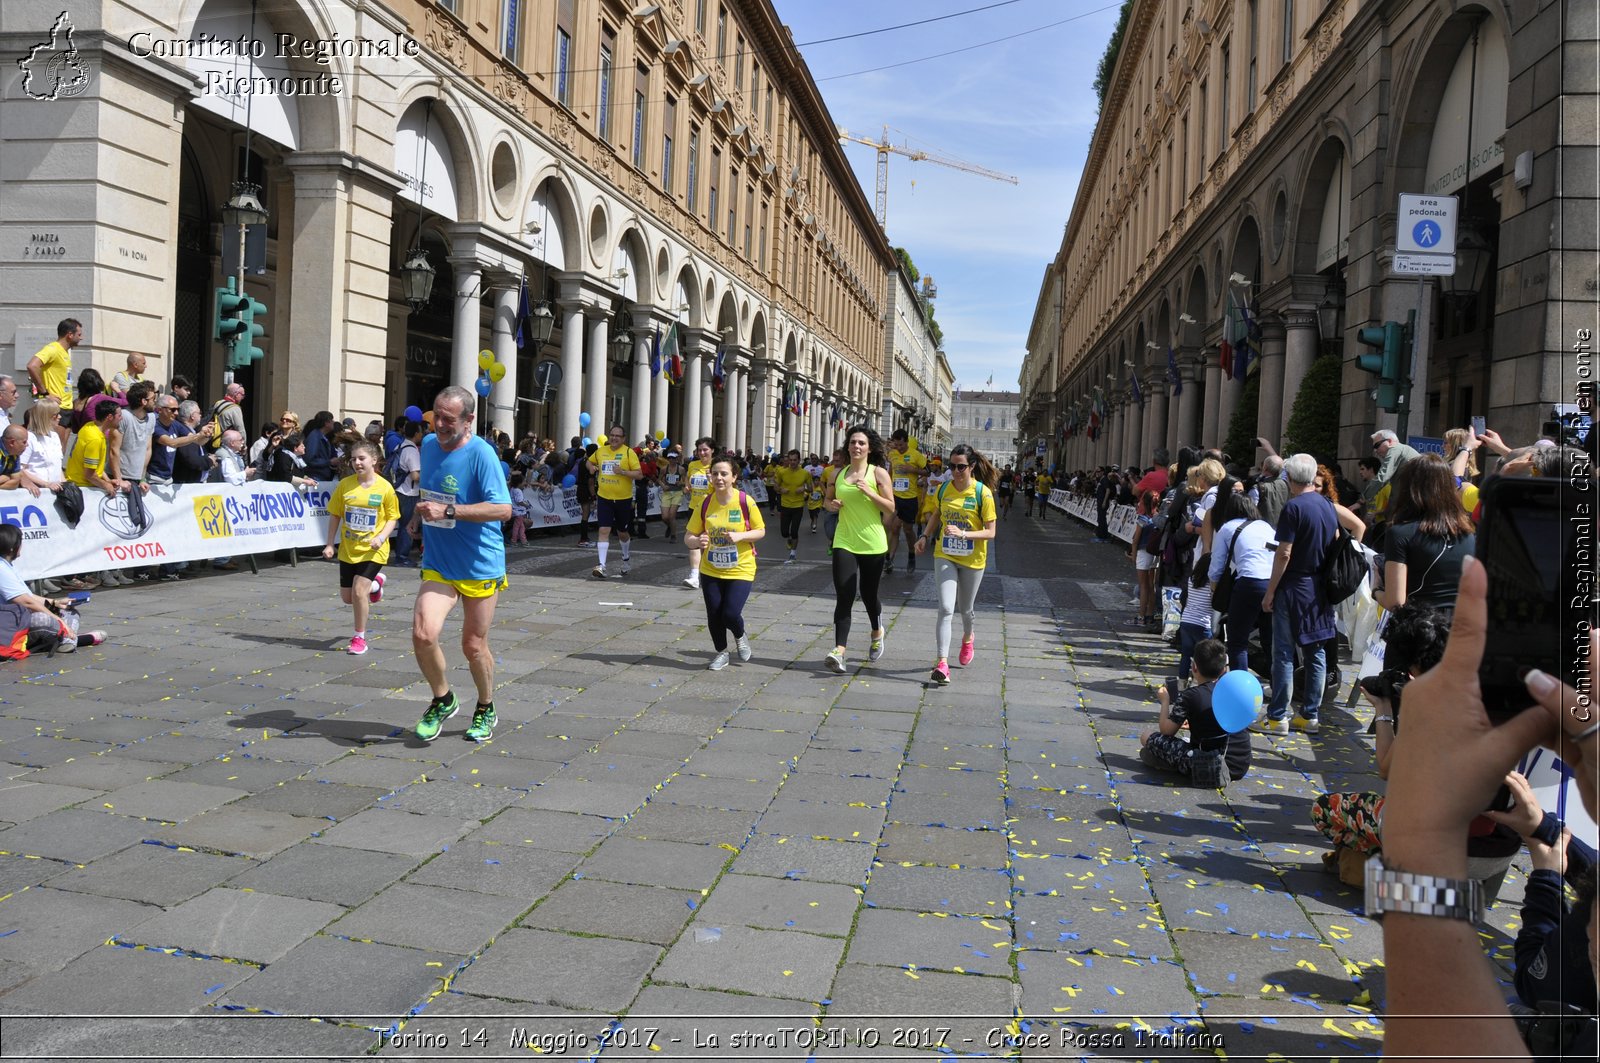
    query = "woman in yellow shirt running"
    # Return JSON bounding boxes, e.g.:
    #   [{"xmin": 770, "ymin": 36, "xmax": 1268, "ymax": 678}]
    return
[
  {"xmin": 684, "ymin": 453, "xmax": 766, "ymax": 670},
  {"xmin": 915, "ymin": 443, "xmax": 998, "ymax": 686},
  {"xmin": 682, "ymin": 436, "xmax": 717, "ymax": 589}
]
